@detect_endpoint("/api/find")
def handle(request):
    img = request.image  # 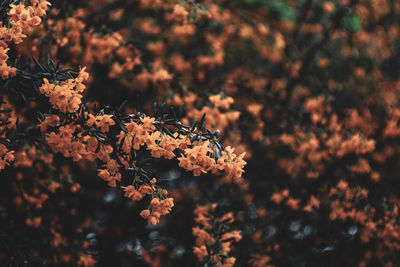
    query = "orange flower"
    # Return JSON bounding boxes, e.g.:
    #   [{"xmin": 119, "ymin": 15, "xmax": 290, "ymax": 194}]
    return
[
  {"xmin": 96, "ymin": 115, "xmax": 115, "ymax": 132},
  {"xmin": 148, "ymin": 216, "xmax": 158, "ymax": 225},
  {"xmin": 167, "ymin": 4, "xmax": 188, "ymax": 22},
  {"xmin": 222, "ymin": 257, "xmax": 236, "ymax": 267},
  {"xmin": 193, "ymin": 245, "xmax": 207, "ymax": 260},
  {"xmin": 337, "ymin": 180, "xmax": 349, "ymax": 191},
  {"xmin": 140, "ymin": 116, "xmax": 155, "ymax": 131},
  {"xmin": 138, "ymin": 185, "xmax": 153, "ymax": 195},
  {"xmin": 121, "ymin": 185, "xmax": 144, "ymax": 200},
  {"xmin": 220, "ymin": 212, "xmax": 235, "ymax": 224},
  {"xmin": 209, "ymin": 94, "xmax": 234, "ymax": 109},
  {"xmin": 286, "ymin": 198, "xmax": 300, "ymax": 210},
  {"xmin": 222, "ymin": 230, "xmax": 242, "ymax": 242},
  {"xmin": 77, "ymin": 254, "xmax": 96, "ymax": 267},
  {"xmin": 271, "ymin": 192, "xmax": 284, "ymax": 204},
  {"xmin": 39, "ymin": 78, "xmax": 54, "ymax": 94},
  {"xmin": 193, "ymin": 226, "xmax": 214, "ymax": 245},
  {"xmin": 140, "ymin": 209, "xmax": 150, "ymax": 219},
  {"xmin": 39, "ymin": 115, "xmax": 60, "ymax": 132}
]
